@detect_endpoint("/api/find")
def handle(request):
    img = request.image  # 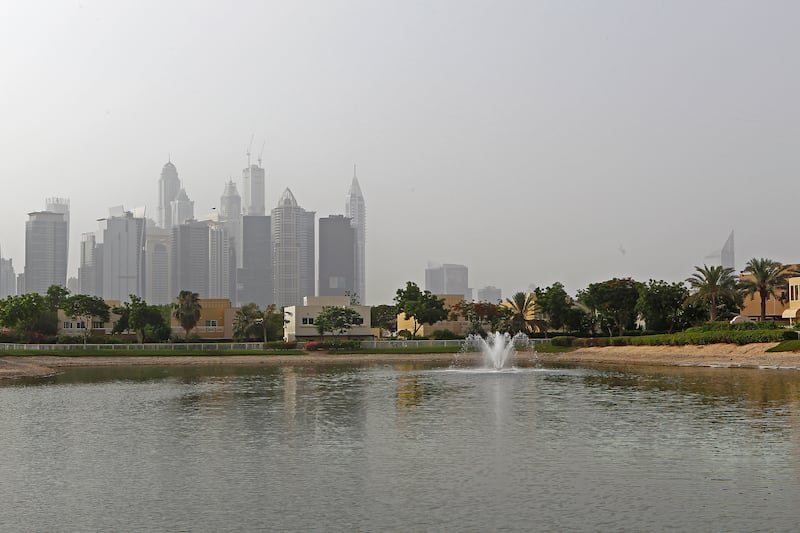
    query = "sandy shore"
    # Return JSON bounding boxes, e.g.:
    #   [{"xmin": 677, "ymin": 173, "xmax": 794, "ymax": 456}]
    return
[
  {"xmin": 3, "ymin": 343, "xmax": 800, "ymax": 381},
  {"xmin": 0, "ymin": 352, "xmax": 484, "ymax": 381},
  {"xmin": 543, "ymin": 342, "xmax": 800, "ymax": 370}
]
